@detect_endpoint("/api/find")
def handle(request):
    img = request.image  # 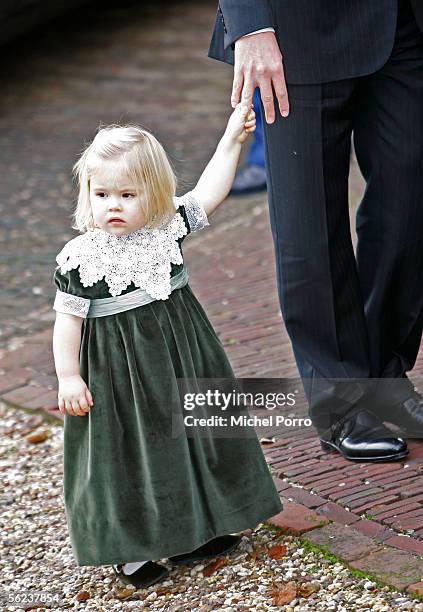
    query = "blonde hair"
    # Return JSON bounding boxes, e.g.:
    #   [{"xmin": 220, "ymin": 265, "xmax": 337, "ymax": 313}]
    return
[{"xmin": 72, "ymin": 124, "xmax": 177, "ymax": 231}]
